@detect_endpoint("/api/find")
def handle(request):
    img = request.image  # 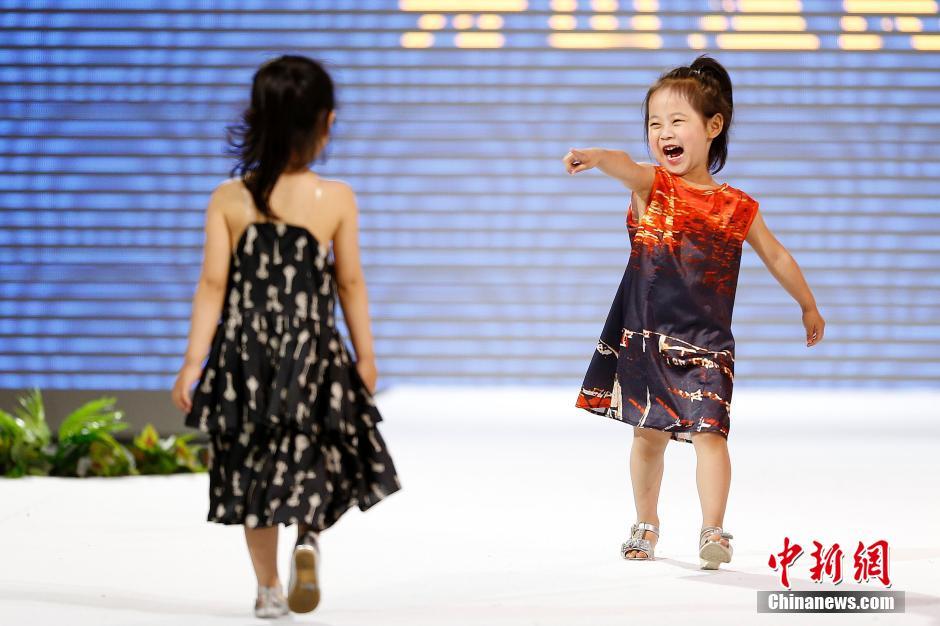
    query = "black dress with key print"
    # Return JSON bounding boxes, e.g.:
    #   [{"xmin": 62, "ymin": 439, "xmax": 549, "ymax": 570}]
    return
[{"xmin": 185, "ymin": 220, "xmax": 401, "ymax": 531}]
